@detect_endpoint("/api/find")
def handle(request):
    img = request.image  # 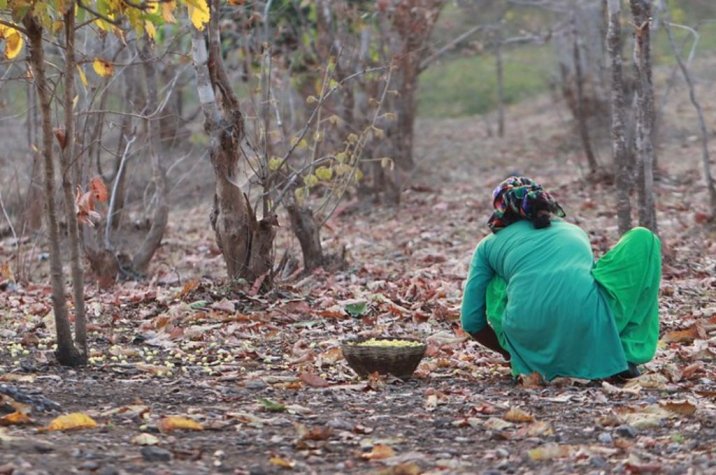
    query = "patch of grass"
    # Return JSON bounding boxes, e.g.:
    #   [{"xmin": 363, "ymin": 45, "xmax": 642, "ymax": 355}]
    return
[{"xmin": 417, "ymin": 45, "xmax": 555, "ymax": 118}]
